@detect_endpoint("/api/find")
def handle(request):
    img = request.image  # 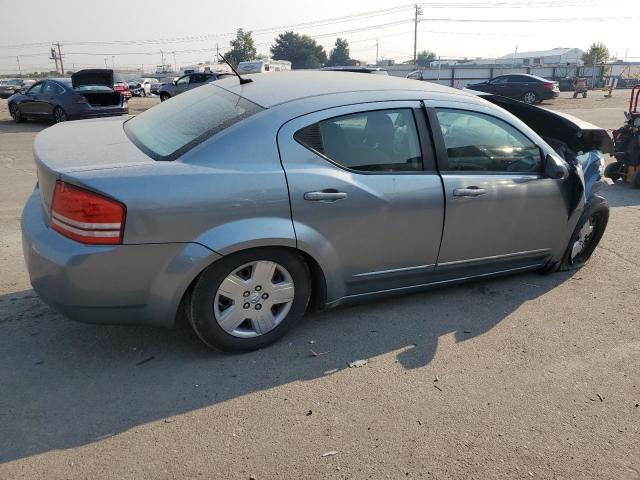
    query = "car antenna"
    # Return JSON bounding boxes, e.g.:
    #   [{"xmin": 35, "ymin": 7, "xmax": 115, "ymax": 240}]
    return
[{"xmin": 218, "ymin": 53, "xmax": 252, "ymax": 85}]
